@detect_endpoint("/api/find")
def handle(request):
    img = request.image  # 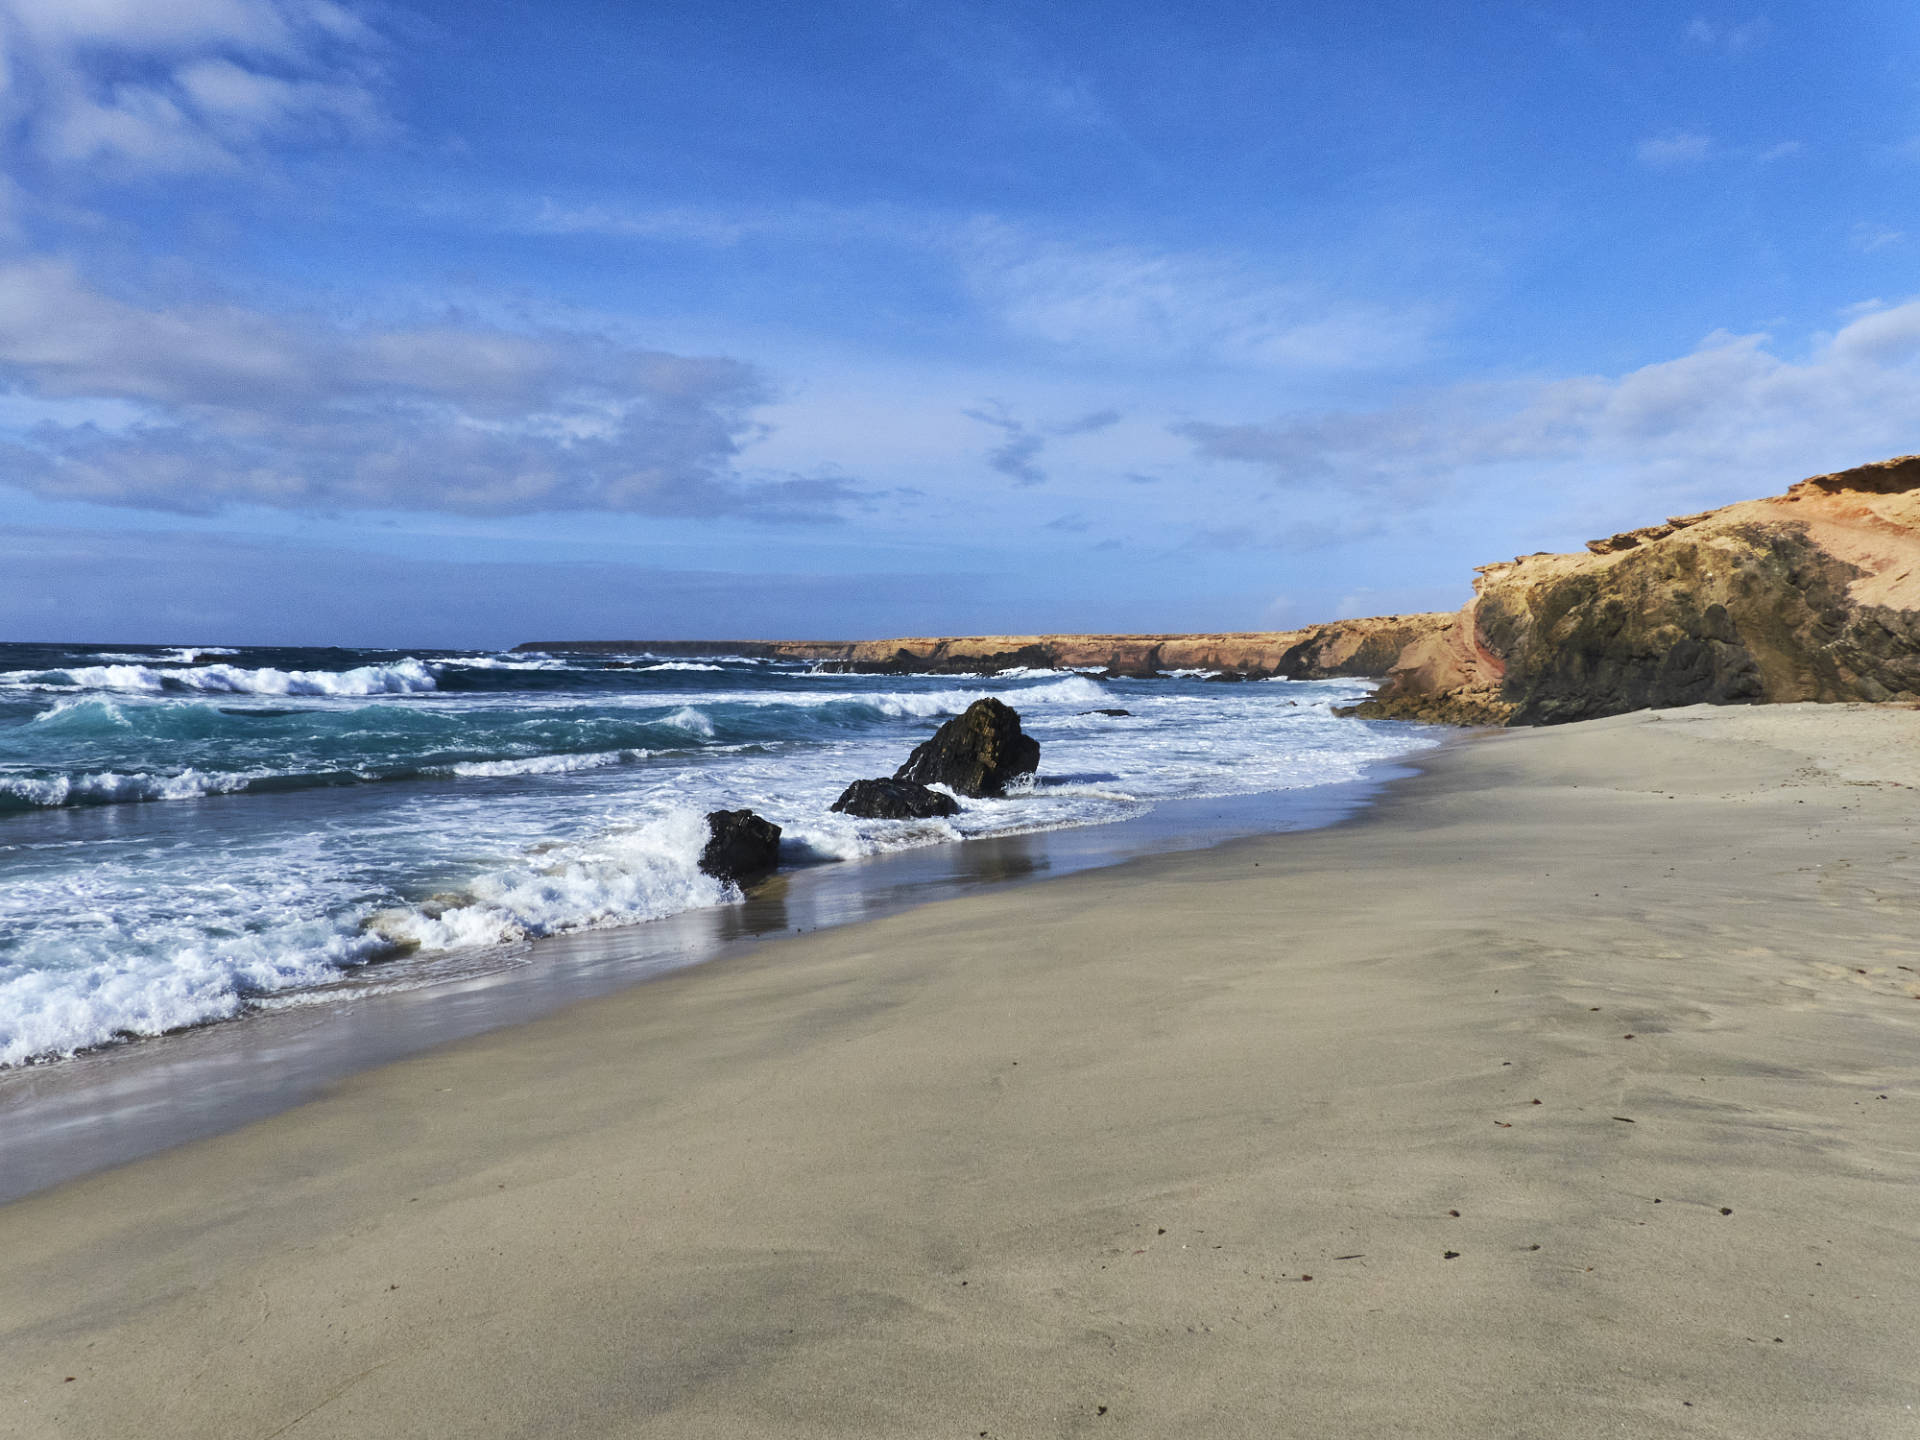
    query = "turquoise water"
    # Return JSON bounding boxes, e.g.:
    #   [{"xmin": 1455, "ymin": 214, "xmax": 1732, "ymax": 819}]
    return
[{"xmin": 0, "ymin": 642, "xmax": 1437, "ymax": 1065}]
